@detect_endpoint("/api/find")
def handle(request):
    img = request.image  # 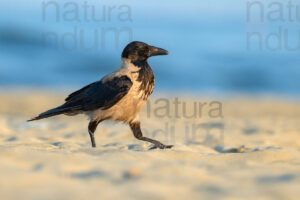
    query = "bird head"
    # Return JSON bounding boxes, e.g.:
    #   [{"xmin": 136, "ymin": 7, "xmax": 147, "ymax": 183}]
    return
[{"xmin": 122, "ymin": 41, "xmax": 169, "ymax": 62}]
